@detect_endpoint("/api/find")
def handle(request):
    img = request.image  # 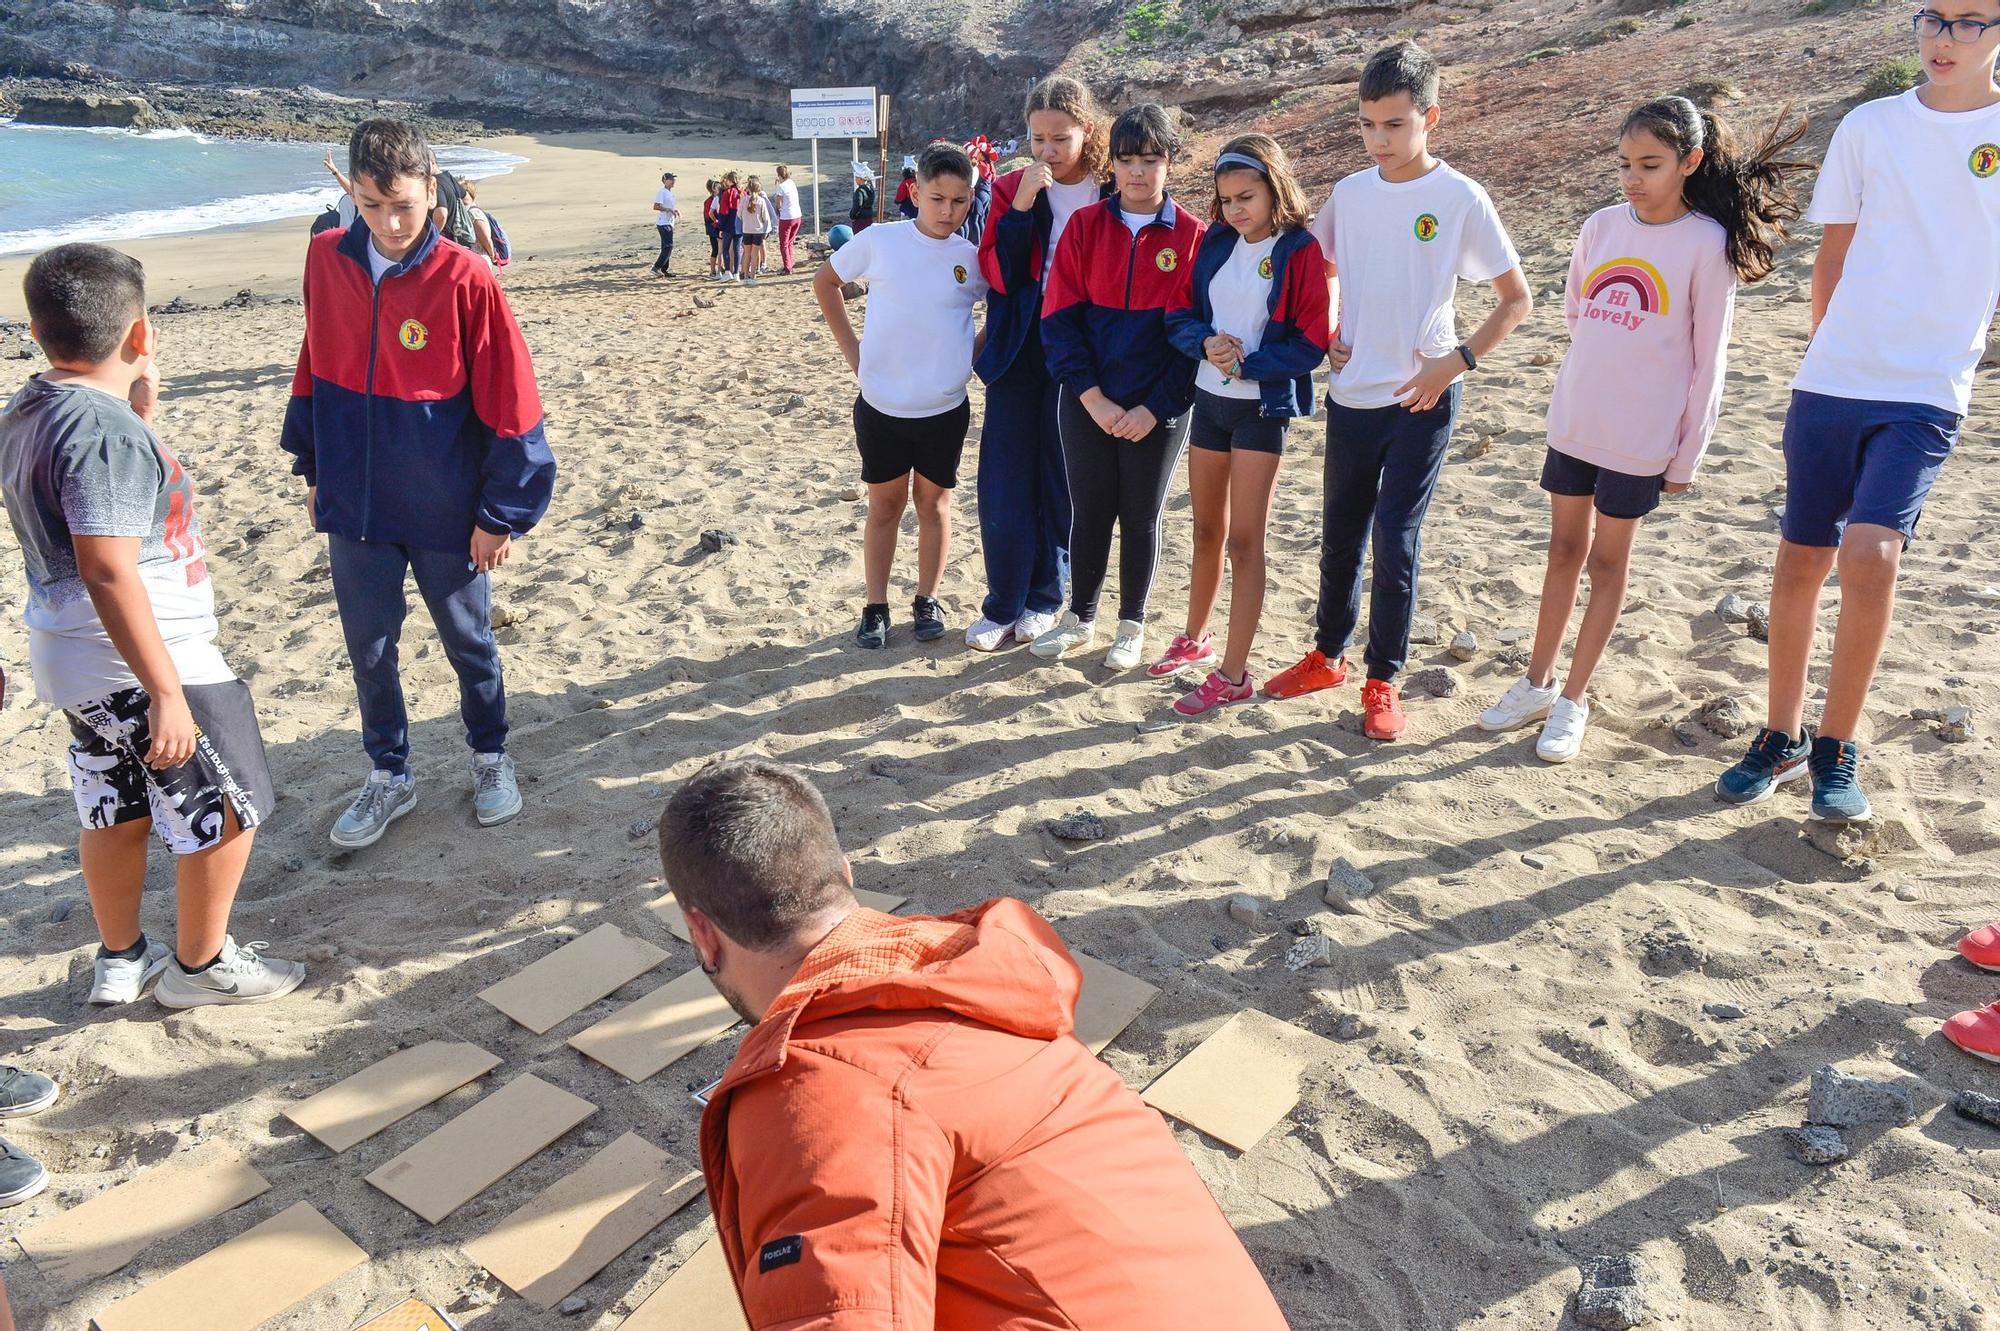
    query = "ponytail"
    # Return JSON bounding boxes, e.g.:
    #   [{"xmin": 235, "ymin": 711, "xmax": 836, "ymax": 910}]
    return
[{"xmin": 1622, "ymin": 96, "xmax": 1812, "ymax": 283}]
